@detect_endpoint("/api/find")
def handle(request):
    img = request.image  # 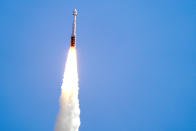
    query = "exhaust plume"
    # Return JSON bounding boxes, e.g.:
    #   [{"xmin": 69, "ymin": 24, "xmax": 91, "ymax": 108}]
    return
[{"xmin": 55, "ymin": 47, "xmax": 80, "ymax": 131}]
